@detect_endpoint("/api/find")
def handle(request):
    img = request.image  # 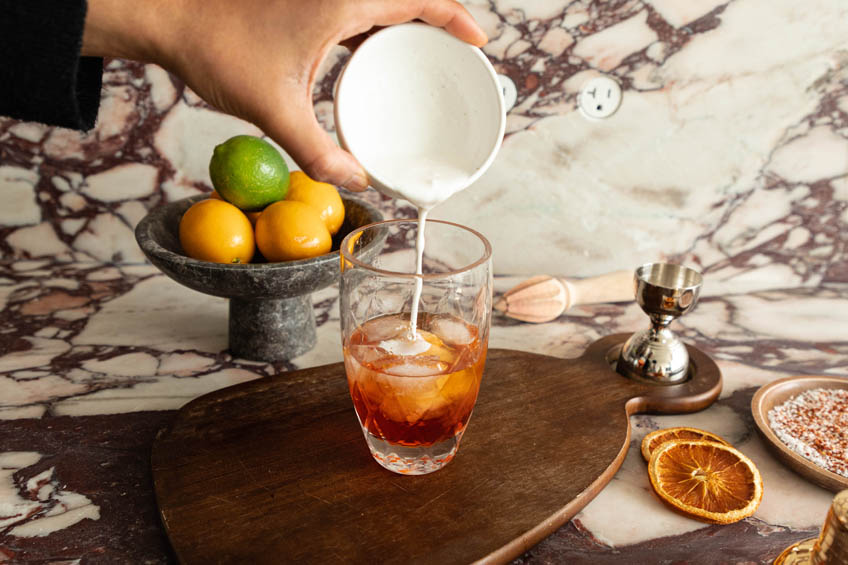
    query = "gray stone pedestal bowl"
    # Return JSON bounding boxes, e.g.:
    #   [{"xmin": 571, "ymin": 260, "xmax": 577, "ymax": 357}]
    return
[{"xmin": 135, "ymin": 194, "xmax": 384, "ymax": 361}]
